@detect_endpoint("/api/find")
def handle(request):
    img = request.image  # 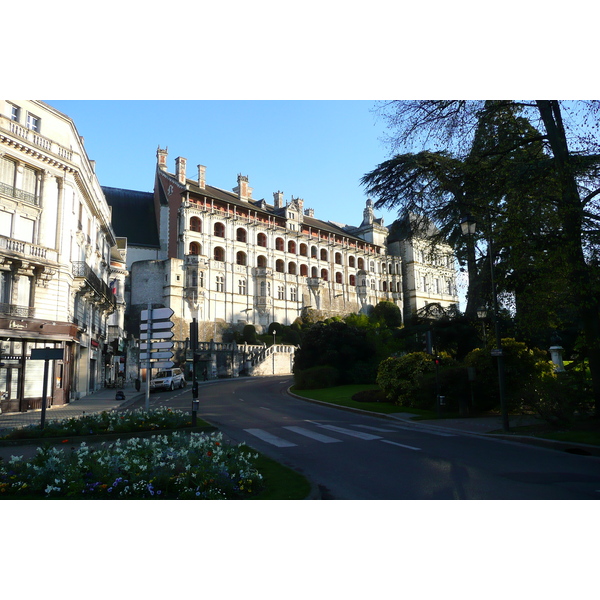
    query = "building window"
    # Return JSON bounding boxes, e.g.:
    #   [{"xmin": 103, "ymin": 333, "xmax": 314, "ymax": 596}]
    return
[
  {"xmin": 434, "ymin": 278, "xmax": 440, "ymax": 294},
  {"xmin": 239, "ymin": 279, "xmax": 247, "ymax": 295},
  {"xmin": 275, "ymin": 237, "xmax": 284, "ymax": 252},
  {"xmin": 190, "ymin": 217, "xmax": 201, "ymax": 232},
  {"xmin": 288, "ymin": 240, "xmax": 296, "ymax": 254},
  {"xmin": 26, "ymin": 113, "xmax": 40, "ymax": 132},
  {"xmin": 216, "ymin": 275, "xmax": 224, "ymax": 292},
  {"xmin": 277, "ymin": 286, "xmax": 284, "ymax": 300},
  {"xmin": 371, "ymin": 279, "xmax": 375, "ymax": 290},
  {"xmin": 275, "ymin": 259, "xmax": 284, "ymax": 273},
  {"xmin": 257, "ymin": 232, "xmax": 267, "ymax": 247},
  {"xmin": 9, "ymin": 103, "xmax": 20, "ymax": 122},
  {"xmin": 257, "ymin": 255, "xmax": 267, "ymax": 268},
  {"xmin": 236, "ymin": 227, "xmax": 247, "ymax": 243},
  {"xmin": 349, "ymin": 274, "xmax": 356, "ymax": 286},
  {"xmin": 214, "ymin": 222, "xmax": 225, "ymax": 237},
  {"xmin": 300, "ymin": 264, "xmax": 308, "ymax": 277},
  {"xmin": 311, "ymin": 267, "xmax": 318, "ymax": 278},
  {"xmin": 311, "ymin": 246, "xmax": 318, "ymax": 259},
  {"xmin": 421, "ymin": 276, "xmax": 427, "ymax": 292},
  {"xmin": 335, "ymin": 272, "xmax": 342, "ymax": 284},
  {"xmin": 335, "ymin": 252, "xmax": 342, "ymax": 265},
  {"xmin": 348, "ymin": 256, "xmax": 355, "ymax": 268},
  {"xmin": 288, "ymin": 262, "xmax": 297, "ymax": 275},
  {"xmin": 320, "ymin": 249, "xmax": 328, "ymax": 261},
  {"xmin": 321, "ymin": 269, "xmax": 328, "ymax": 281},
  {"xmin": 290, "ymin": 287, "xmax": 297, "ymax": 302},
  {"xmin": 189, "ymin": 242, "xmax": 200, "ymax": 255},
  {"xmin": 214, "ymin": 247, "xmax": 225, "ymax": 262},
  {"xmin": 0, "ymin": 156, "xmax": 16, "ymax": 191},
  {"xmin": 299, "ymin": 243, "xmax": 308, "ymax": 256},
  {"xmin": 236, "ymin": 251, "xmax": 247, "ymax": 266}
]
